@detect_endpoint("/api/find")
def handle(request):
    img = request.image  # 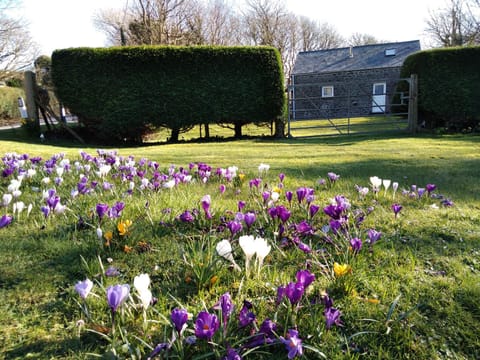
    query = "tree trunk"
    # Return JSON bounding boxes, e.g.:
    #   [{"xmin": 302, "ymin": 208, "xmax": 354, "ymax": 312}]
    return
[
  {"xmin": 274, "ymin": 118, "xmax": 285, "ymax": 138},
  {"xmin": 234, "ymin": 123, "xmax": 242, "ymax": 138},
  {"xmin": 169, "ymin": 127, "xmax": 180, "ymax": 143},
  {"xmin": 204, "ymin": 123, "xmax": 210, "ymax": 138}
]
